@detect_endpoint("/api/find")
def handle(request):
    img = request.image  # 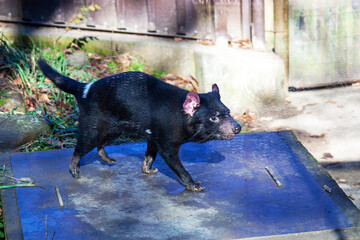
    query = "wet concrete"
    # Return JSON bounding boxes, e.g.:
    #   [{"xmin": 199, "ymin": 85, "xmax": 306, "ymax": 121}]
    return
[{"xmin": 1, "ymin": 131, "xmax": 359, "ymax": 239}]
